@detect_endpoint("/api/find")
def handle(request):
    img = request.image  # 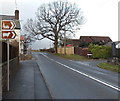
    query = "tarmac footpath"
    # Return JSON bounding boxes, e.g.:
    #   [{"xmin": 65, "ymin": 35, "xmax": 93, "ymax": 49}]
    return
[{"xmin": 2, "ymin": 59, "xmax": 52, "ymax": 100}]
